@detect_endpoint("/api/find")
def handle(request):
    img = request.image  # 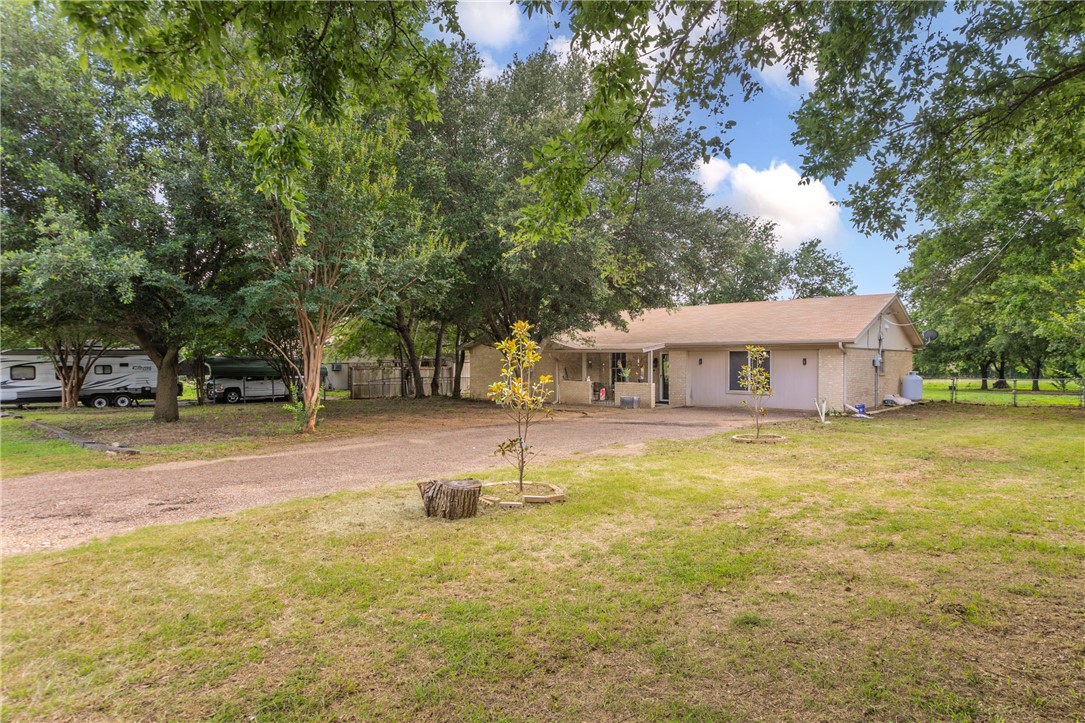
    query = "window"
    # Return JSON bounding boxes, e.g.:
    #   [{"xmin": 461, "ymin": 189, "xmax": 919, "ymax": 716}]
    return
[
  {"xmin": 10, "ymin": 365, "xmax": 35, "ymax": 380},
  {"xmin": 610, "ymin": 353, "xmax": 627, "ymax": 385},
  {"xmin": 94, "ymin": 364, "xmax": 113, "ymax": 375},
  {"xmin": 120, "ymin": 363, "xmax": 129, "ymax": 368},
  {"xmin": 729, "ymin": 350, "xmax": 770, "ymax": 392}
]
